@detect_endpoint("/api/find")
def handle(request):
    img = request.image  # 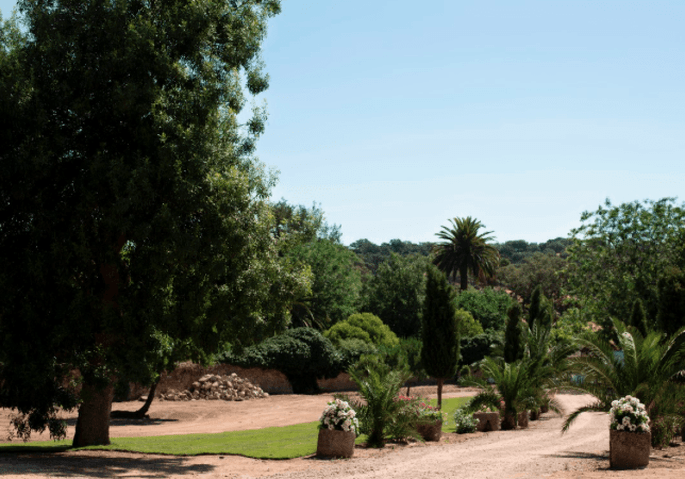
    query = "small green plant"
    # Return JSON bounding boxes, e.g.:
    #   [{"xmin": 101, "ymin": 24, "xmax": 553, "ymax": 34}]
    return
[
  {"xmin": 453, "ymin": 409, "xmax": 479, "ymax": 434},
  {"xmin": 348, "ymin": 355, "xmax": 414, "ymax": 447}
]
